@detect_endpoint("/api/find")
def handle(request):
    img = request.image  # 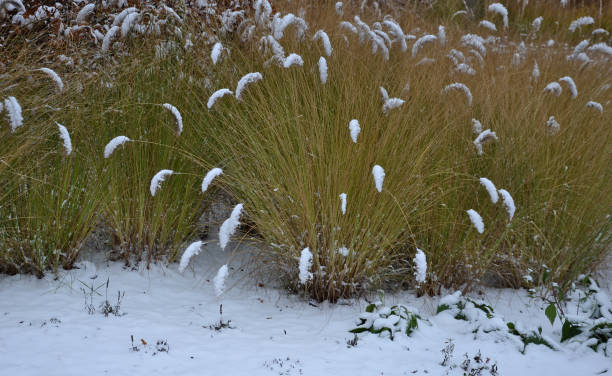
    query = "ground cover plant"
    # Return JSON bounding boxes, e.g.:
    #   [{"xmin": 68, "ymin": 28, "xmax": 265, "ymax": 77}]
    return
[{"xmin": 0, "ymin": 0, "xmax": 610, "ymax": 304}]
